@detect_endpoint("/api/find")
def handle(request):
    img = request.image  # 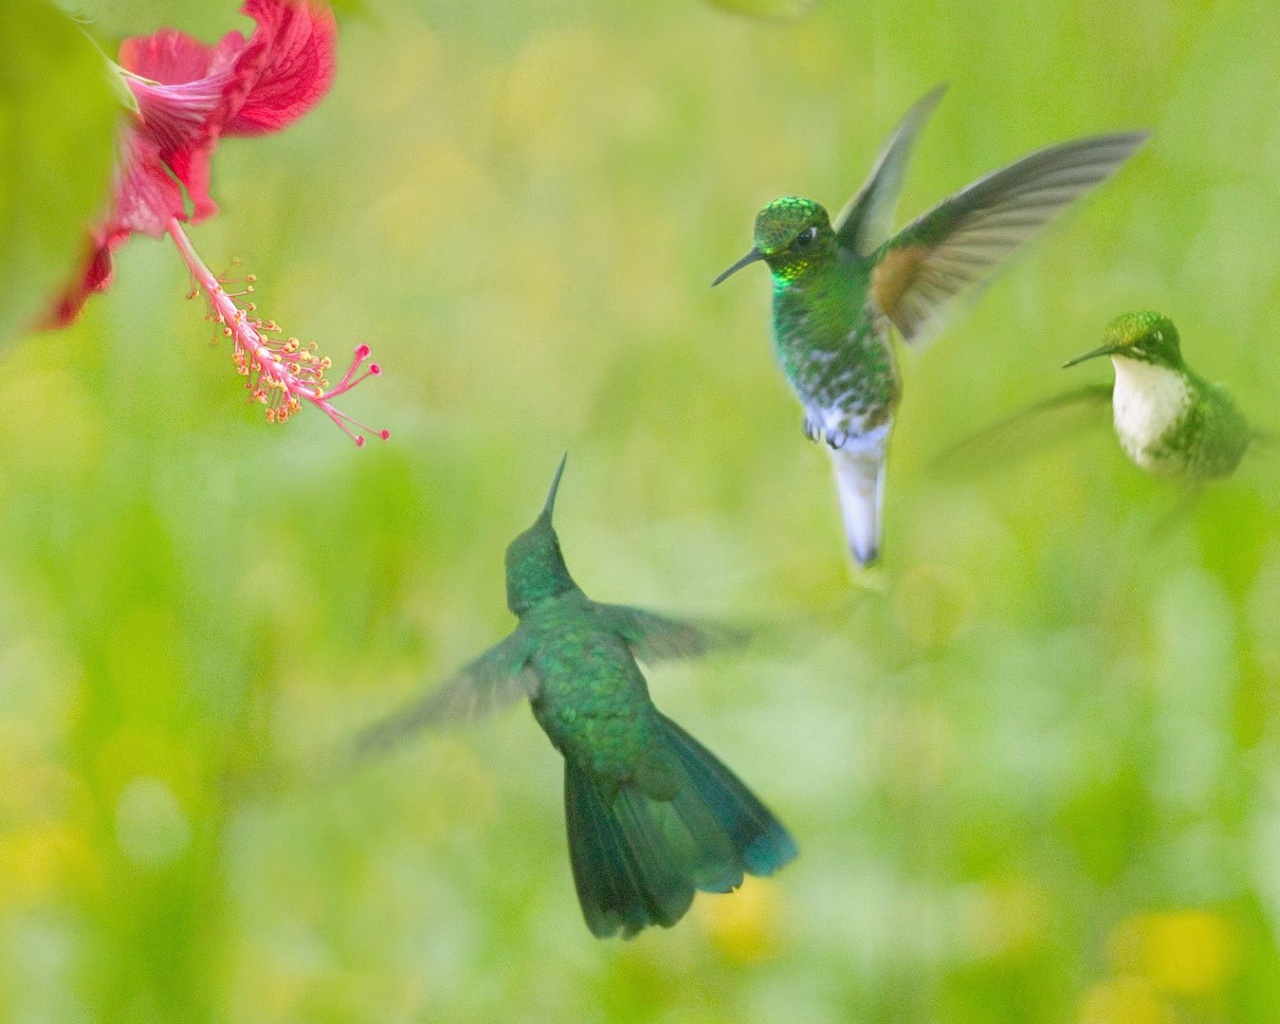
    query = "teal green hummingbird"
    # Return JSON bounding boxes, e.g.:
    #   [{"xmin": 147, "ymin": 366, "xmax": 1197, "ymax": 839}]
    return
[
  {"xmin": 713, "ymin": 85, "xmax": 1147, "ymax": 566},
  {"xmin": 354, "ymin": 456, "xmax": 796, "ymax": 939},
  {"xmin": 1062, "ymin": 311, "xmax": 1253, "ymax": 479}
]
